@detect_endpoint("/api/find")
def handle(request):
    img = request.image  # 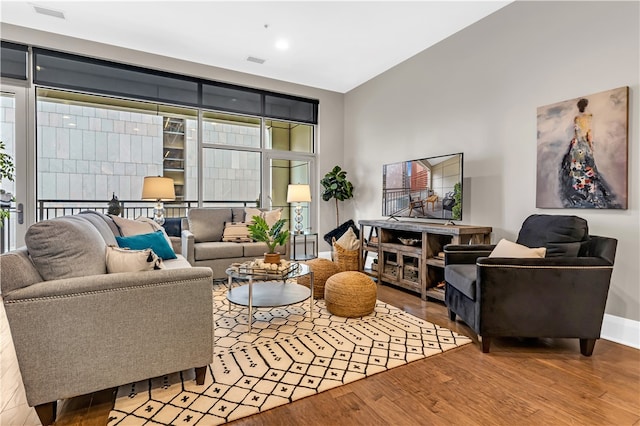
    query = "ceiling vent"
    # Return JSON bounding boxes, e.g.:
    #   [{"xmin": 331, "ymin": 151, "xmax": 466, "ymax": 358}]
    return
[
  {"xmin": 32, "ymin": 4, "xmax": 66, "ymax": 19},
  {"xmin": 246, "ymin": 56, "xmax": 266, "ymax": 65}
]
